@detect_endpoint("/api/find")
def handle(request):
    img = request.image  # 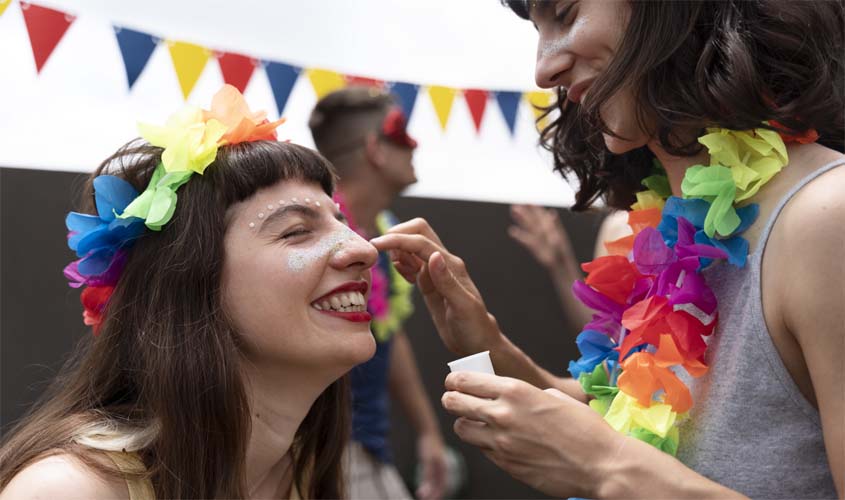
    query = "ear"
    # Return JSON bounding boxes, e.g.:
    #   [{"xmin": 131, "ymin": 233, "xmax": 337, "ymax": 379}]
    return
[{"xmin": 364, "ymin": 133, "xmax": 385, "ymax": 169}]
